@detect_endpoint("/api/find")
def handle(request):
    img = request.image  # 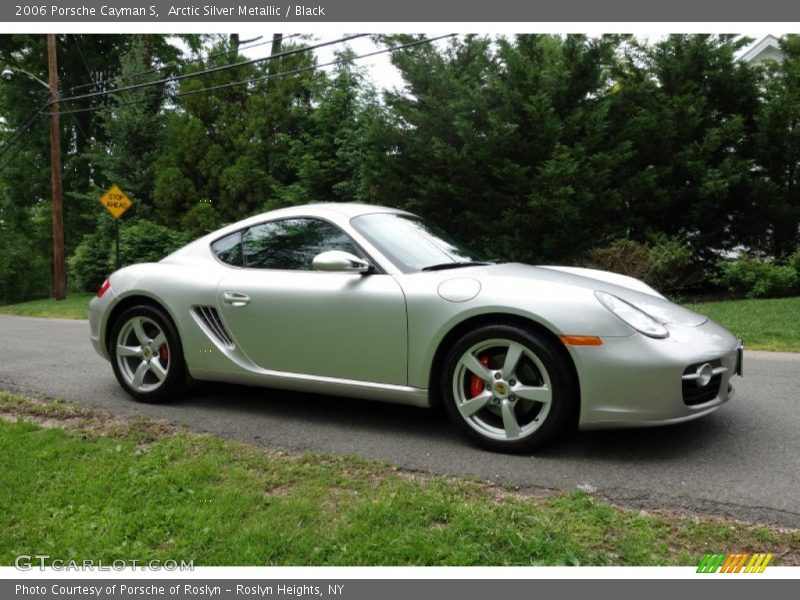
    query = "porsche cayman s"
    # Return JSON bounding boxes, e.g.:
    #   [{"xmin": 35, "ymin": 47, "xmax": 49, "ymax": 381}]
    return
[{"xmin": 89, "ymin": 203, "xmax": 743, "ymax": 452}]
